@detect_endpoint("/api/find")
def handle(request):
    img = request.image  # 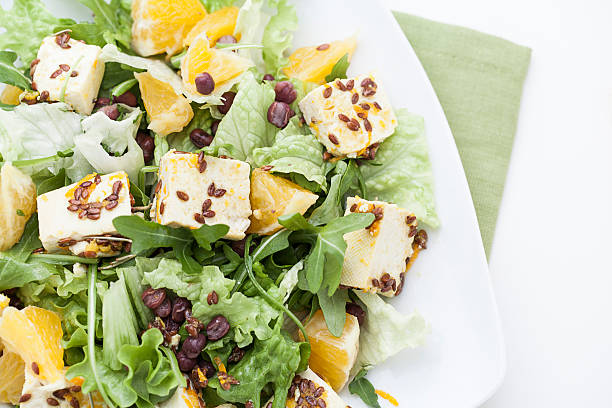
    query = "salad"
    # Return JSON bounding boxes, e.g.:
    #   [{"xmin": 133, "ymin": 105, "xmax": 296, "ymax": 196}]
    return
[{"xmin": 0, "ymin": 0, "xmax": 439, "ymax": 407}]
